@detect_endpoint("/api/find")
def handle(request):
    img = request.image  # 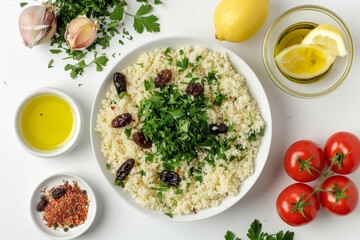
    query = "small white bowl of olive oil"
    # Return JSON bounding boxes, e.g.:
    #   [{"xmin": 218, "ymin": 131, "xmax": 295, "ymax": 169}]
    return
[{"xmin": 15, "ymin": 88, "xmax": 83, "ymax": 158}]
